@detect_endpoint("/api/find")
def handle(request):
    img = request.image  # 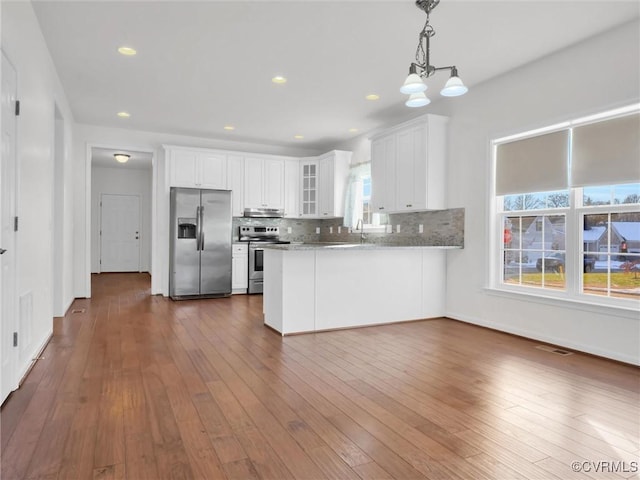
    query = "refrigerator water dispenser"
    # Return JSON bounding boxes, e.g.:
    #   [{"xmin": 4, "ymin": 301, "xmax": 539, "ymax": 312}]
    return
[{"xmin": 177, "ymin": 219, "xmax": 197, "ymax": 239}]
